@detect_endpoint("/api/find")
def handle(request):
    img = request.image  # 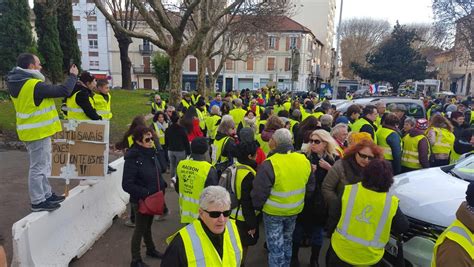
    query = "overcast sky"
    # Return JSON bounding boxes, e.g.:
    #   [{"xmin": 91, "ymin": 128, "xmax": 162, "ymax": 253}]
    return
[{"xmin": 336, "ymin": 0, "xmax": 434, "ymax": 26}]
